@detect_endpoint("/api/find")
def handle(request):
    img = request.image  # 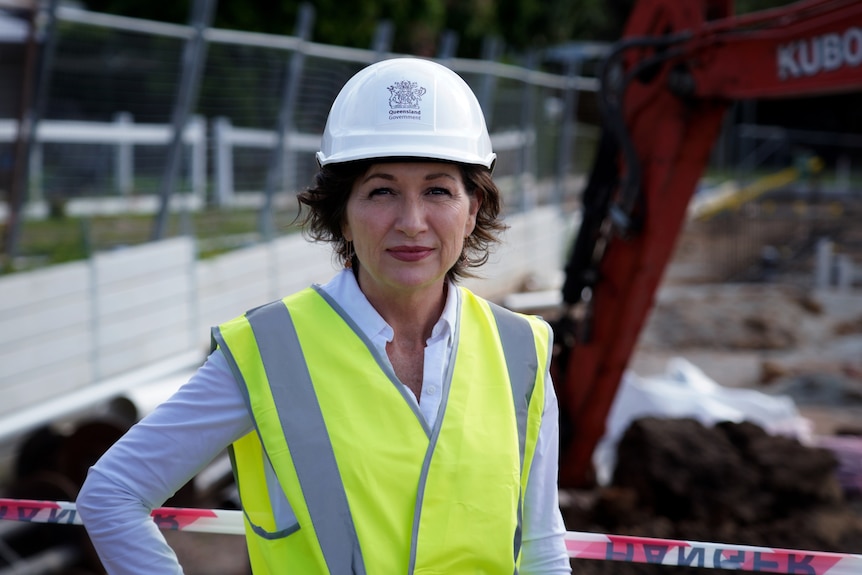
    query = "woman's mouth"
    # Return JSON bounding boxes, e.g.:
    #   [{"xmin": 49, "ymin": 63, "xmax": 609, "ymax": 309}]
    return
[{"xmin": 388, "ymin": 246, "xmax": 433, "ymax": 262}]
